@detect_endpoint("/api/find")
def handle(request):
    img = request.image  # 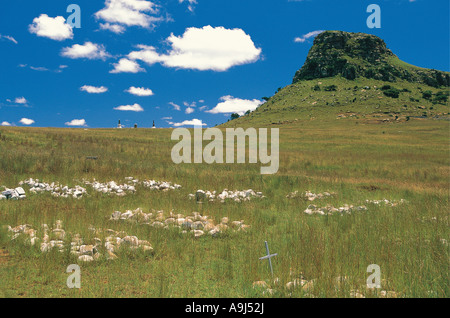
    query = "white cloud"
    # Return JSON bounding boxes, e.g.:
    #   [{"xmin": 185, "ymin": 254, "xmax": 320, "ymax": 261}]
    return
[
  {"xmin": 294, "ymin": 30, "xmax": 324, "ymax": 43},
  {"xmin": 128, "ymin": 26, "xmax": 262, "ymax": 71},
  {"xmin": 29, "ymin": 66, "xmax": 49, "ymax": 71},
  {"xmin": 61, "ymin": 42, "xmax": 110, "ymax": 60},
  {"xmin": 185, "ymin": 107, "xmax": 194, "ymax": 114},
  {"xmin": 183, "ymin": 101, "xmax": 196, "ymax": 107},
  {"xmin": 80, "ymin": 85, "xmax": 108, "ymax": 94},
  {"xmin": 127, "ymin": 44, "xmax": 161, "ymax": 66},
  {"xmin": 125, "ymin": 86, "xmax": 154, "ymax": 96},
  {"xmin": 168, "ymin": 102, "xmax": 181, "ymax": 111},
  {"xmin": 95, "ymin": 0, "xmax": 162, "ymax": 31},
  {"xmin": 29, "ymin": 14, "xmax": 73, "ymax": 41},
  {"xmin": 162, "ymin": 116, "xmax": 172, "ymax": 120},
  {"xmin": 1, "ymin": 121, "xmax": 11, "ymax": 126},
  {"xmin": 19, "ymin": 64, "xmax": 67, "ymax": 73},
  {"xmin": 65, "ymin": 119, "xmax": 87, "ymax": 126},
  {"xmin": 99, "ymin": 23, "xmax": 126, "ymax": 34},
  {"xmin": 199, "ymin": 105, "xmax": 208, "ymax": 111},
  {"xmin": 0, "ymin": 34, "xmax": 18, "ymax": 44},
  {"xmin": 114, "ymin": 103, "xmax": 144, "ymax": 111},
  {"xmin": 19, "ymin": 118, "xmax": 34, "ymax": 125},
  {"xmin": 207, "ymin": 96, "xmax": 263, "ymax": 115},
  {"xmin": 169, "ymin": 118, "xmax": 206, "ymax": 127},
  {"xmin": 179, "ymin": 0, "xmax": 197, "ymax": 12},
  {"xmin": 14, "ymin": 97, "xmax": 28, "ymax": 104},
  {"xmin": 110, "ymin": 58, "xmax": 145, "ymax": 73}
]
